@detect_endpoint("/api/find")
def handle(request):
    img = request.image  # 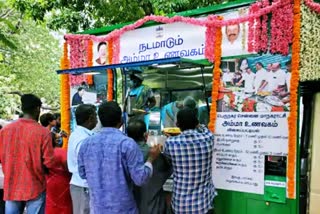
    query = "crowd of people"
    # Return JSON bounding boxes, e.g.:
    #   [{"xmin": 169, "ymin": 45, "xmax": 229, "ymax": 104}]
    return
[{"xmin": 0, "ymin": 93, "xmax": 216, "ymax": 214}]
